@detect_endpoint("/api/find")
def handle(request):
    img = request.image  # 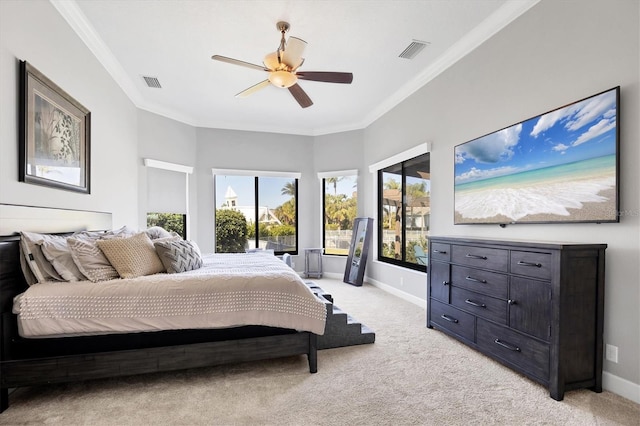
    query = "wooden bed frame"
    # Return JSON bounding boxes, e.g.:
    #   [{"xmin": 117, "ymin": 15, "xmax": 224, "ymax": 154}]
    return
[{"xmin": 0, "ymin": 205, "xmax": 319, "ymax": 413}]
